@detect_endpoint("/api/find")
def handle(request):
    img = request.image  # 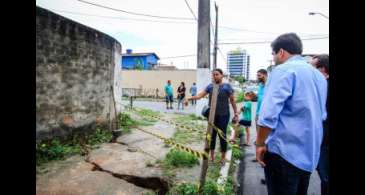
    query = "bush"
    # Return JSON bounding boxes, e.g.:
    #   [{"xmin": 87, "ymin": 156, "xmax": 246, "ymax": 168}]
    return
[{"xmin": 164, "ymin": 149, "xmax": 199, "ymax": 168}]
